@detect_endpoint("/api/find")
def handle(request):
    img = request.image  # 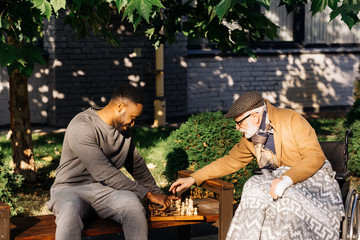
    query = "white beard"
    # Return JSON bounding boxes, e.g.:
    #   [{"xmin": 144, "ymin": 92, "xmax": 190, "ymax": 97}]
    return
[{"xmin": 240, "ymin": 121, "xmax": 259, "ymax": 139}]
